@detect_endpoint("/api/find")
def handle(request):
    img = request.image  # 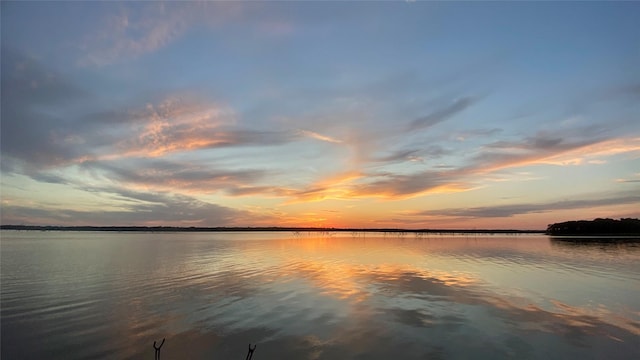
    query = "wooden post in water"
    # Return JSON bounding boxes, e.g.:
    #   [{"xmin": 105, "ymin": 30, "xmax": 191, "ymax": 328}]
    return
[
  {"xmin": 245, "ymin": 343, "xmax": 257, "ymax": 360},
  {"xmin": 153, "ymin": 338, "xmax": 165, "ymax": 360}
]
